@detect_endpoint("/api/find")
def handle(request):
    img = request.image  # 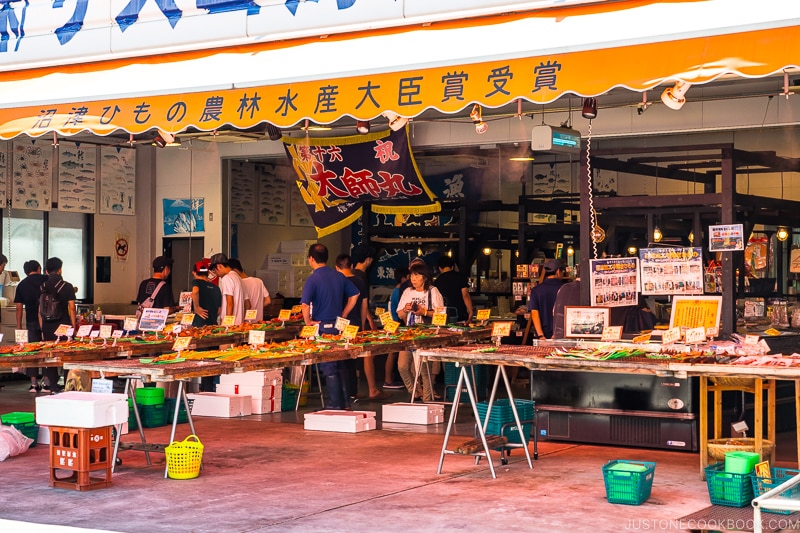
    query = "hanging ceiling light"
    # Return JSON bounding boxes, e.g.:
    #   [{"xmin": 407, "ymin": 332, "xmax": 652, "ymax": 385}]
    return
[
  {"xmin": 382, "ymin": 111, "xmax": 408, "ymax": 131},
  {"xmin": 653, "ymin": 226, "xmax": 663, "ymax": 243},
  {"xmin": 581, "ymin": 97, "xmax": 597, "ymax": 119},
  {"xmin": 777, "ymin": 227, "xmax": 790, "ymax": 241},
  {"xmin": 688, "ymin": 230, "xmax": 695, "ymax": 244},
  {"xmin": 356, "ymin": 120, "xmax": 370, "ymax": 134},
  {"xmin": 482, "ymin": 247, "xmax": 492, "ymax": 256},
  {"xmin": 661, "ymin": 81, "xmax": 691, "ymax": 110},
  {"xmin": 627, "ymin": 245, "xmax": 638, "ymax": 256},
  {"xmin": 152, "ymin": 130, "xmax": 177, "ymax": 148},
  {"xmin": 470, "ymin": 104, "xmax": 488, "ymax": 134},
  {"xmin": 567, "ymin": 246, "xmax": 575, "ymax": 256},
  {"xmin": 266, "ymin": 123, "xmax": 282, "ymax": 141}
]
